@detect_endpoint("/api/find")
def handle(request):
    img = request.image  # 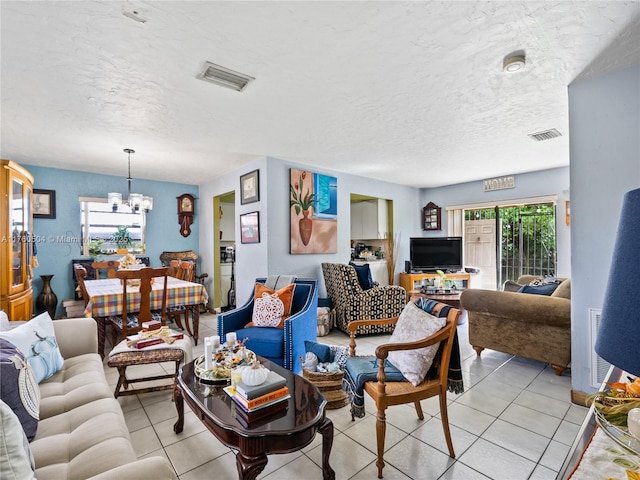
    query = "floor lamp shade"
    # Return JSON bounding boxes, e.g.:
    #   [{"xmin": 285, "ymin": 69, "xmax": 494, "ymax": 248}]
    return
[{"xmin": 594, "ymin": 187, "xmax": 640, "ymax": 377}]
